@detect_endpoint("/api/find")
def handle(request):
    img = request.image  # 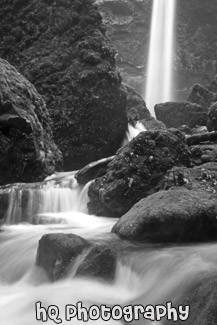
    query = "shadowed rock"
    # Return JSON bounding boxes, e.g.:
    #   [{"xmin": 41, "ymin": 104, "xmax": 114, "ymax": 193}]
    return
[{"xmin": 0, "ymin": 59, "xmax": 62, "ymax": 185}]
